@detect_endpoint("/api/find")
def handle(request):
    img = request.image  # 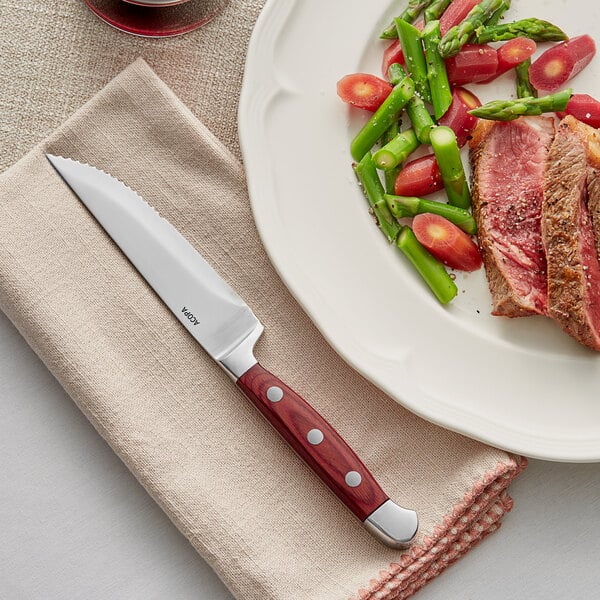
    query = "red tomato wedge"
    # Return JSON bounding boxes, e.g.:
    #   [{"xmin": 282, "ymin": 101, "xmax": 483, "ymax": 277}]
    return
[
  {"xmin": 413, "ymin": 214, "xmax": 482, "ymax": 271},
  {"xmin": 382, "ymin": 40, "xmax": 405, "ymax": 78},
  {"xmin": 529, "ymin": 34, "xmax": 596, "ymax": 92},
  {"xmin": 446, "ymin": 44, "xmax": 499, "ymax": 86},
  {"xmin": 337, "ymin": 73, "xmax": 393, "ymax": 112},
  {"xmin": 439, "ymin": 0, "xmax": 481, "ymax": 36},
  {"xmin": 438, "ymin": 87, "xmax": 481, "ymax": 147},
  {"xmin": 481, "ymin": 38, "xmax": 537, "ymax": 83},
  {"xmin": 394, "ymin": 154, "xmax": 444, "ymax": 197},
  {"xmin": 560, "ymin": 93, "xmax": 600, "ymax": 128}
]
